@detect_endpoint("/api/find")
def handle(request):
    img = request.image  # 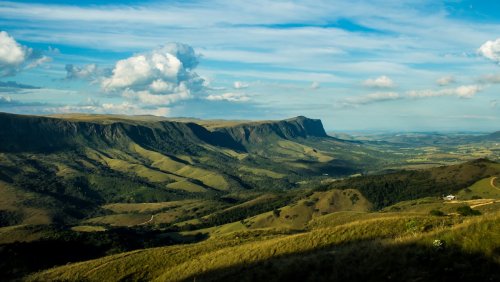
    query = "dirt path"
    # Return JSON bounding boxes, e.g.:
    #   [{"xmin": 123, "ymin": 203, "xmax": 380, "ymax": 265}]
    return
[
  {"xmin": 470, "ymin": 200, "xmax": 498, "ymax": 208},
  {"xmin": 446, "ymin": 200, "xmax": 498, "ymax": 216},
  {"xmin": 138, "ymin": 215, "xmax": 155, "ymax": 226},
  {"xmin": 444, "ymin": 199, "xmax": 499, "ymax": 209},
  {"xmin": 490, "ymin": 177, "xmax": 499, "ymax": 190}
]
